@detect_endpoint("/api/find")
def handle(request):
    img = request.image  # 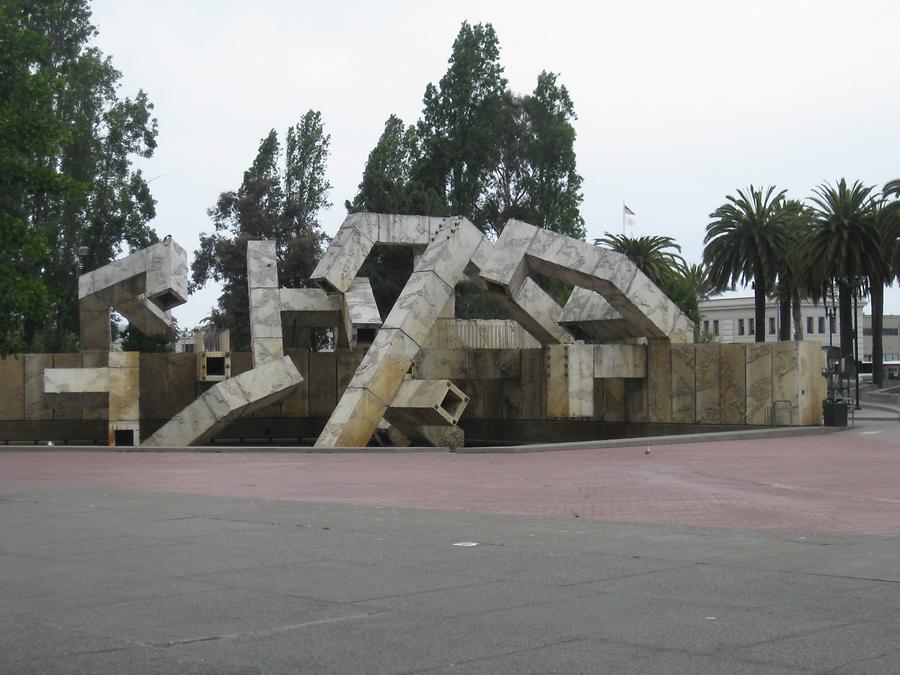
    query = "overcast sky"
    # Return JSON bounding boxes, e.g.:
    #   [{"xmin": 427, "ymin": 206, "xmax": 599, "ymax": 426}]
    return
[{"xmin": 90, "ymin": 0, "xmax": 900, "ymax": 327}]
